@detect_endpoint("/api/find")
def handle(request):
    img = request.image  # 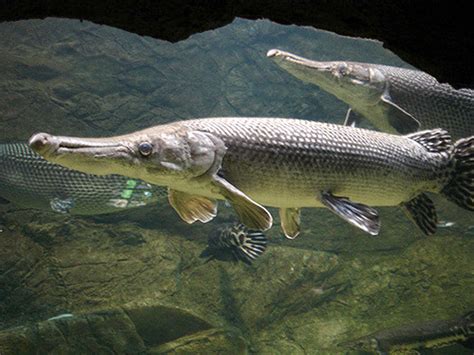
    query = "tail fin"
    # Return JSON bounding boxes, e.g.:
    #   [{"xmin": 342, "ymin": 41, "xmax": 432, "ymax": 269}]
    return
[{"xmin": 442, "ymin": 136, "xmax": 474, "ymax": 211}]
